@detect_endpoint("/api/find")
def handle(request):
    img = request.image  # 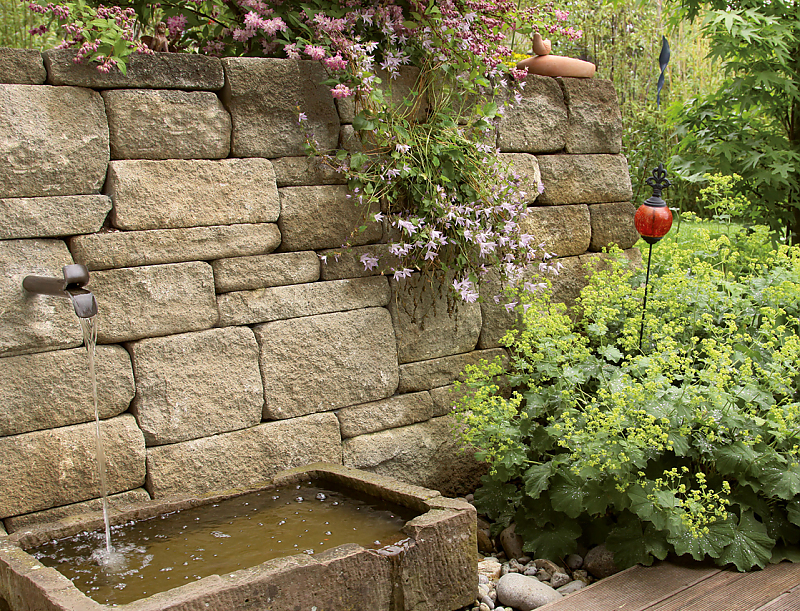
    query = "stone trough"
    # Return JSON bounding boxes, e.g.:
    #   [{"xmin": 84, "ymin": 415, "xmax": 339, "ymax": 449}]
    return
[{"xmin": 0, "ymin": 463, "xmax": 477, "ymax": 611}]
